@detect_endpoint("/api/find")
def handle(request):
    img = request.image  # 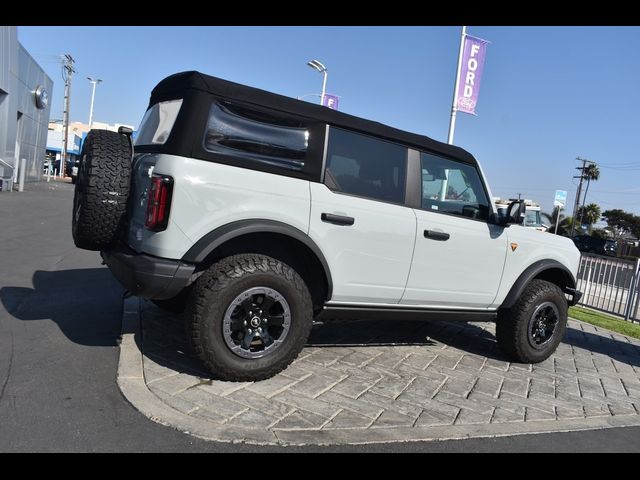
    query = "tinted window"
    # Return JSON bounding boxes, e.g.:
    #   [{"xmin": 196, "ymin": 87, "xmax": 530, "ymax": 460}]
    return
[
  {"xmin": 135, "ymin": 99, "xmax": 183, "ymax": 146},
  {"xmin": 420, "ymin": 152, "xmax": 489, "ymax": 221},
  {"xmin": 324, "ymin": 127, "xmax": 407, "ymax": 204},
  {"xmin": 203, "ymin": 101, "xmax": 309, "ymax": 170}
]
